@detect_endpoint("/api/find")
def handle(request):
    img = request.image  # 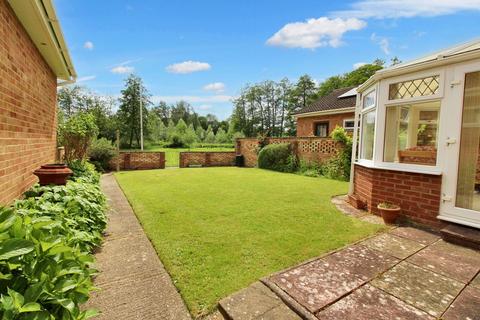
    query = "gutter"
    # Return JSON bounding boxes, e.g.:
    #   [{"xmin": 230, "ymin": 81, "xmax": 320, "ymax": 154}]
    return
[{"xmin": 293, "ymin": 107, "xmax": 356, "ymax": 119}]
